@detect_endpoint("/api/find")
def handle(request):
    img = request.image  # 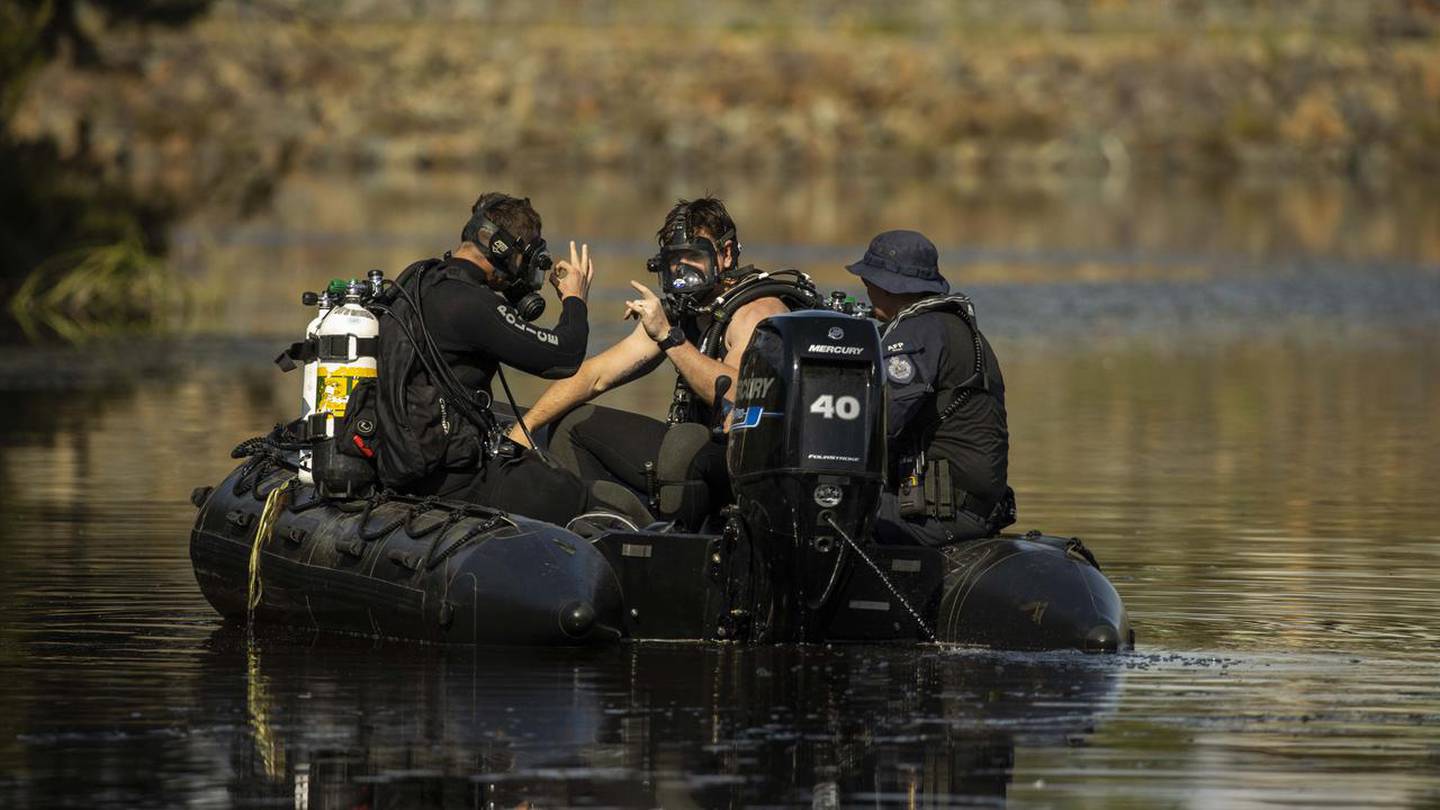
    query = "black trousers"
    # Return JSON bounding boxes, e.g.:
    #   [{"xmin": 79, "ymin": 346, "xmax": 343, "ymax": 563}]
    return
[
  {"xmin": 410, "ymin": 449, "xmax": 590, "ymax": 527},
  {"xmin": 549, "ymin": 404, "xmax": 729, "ymax": 528}
]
